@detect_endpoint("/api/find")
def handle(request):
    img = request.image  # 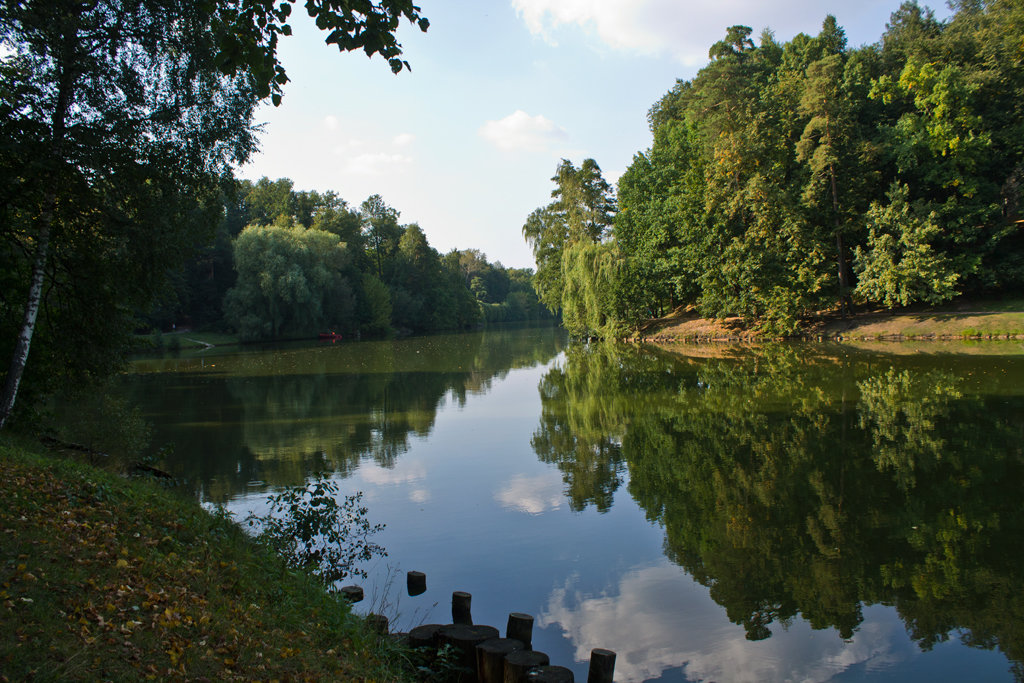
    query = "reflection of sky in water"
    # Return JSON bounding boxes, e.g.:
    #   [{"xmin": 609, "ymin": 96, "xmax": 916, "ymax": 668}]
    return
[
  {"xmin": 159, "ymin": 335, "xmax": 1021, "ymax": 683},
  {"xmin": 496, "ymin": 473, "xmax": 564, "ymax": 515},
  {"xmin": 538, "ymin": 562, "xmax": 911, "ymax": 683}
]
